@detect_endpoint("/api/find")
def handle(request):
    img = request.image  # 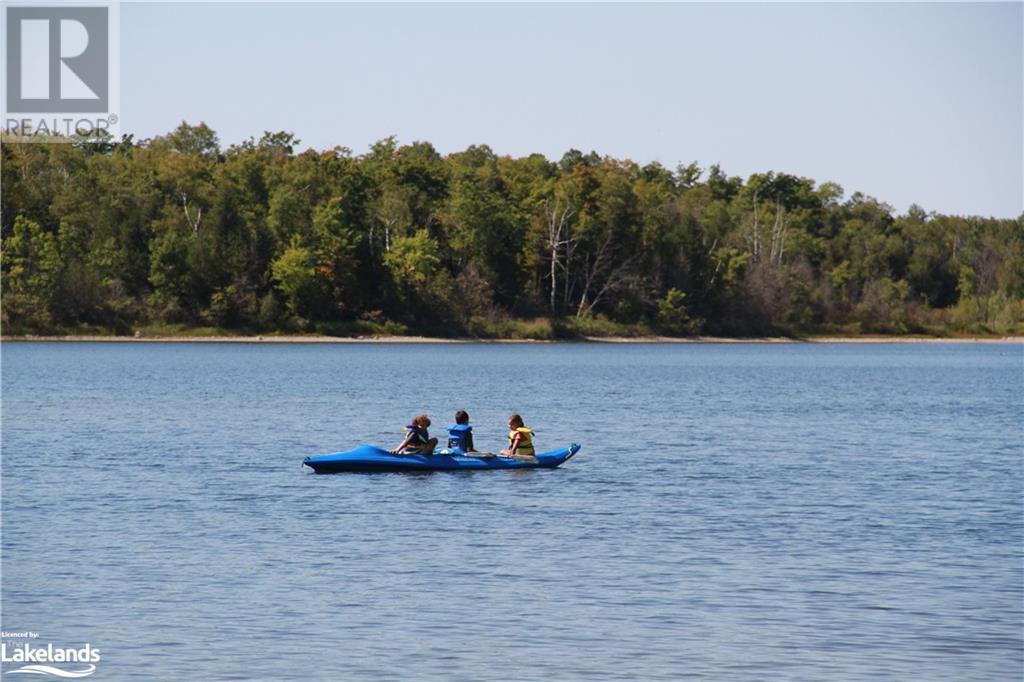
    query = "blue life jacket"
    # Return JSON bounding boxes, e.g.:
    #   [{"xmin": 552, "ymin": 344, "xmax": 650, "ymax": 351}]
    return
[{"xmin": 447, "ymin": 424, "xmax": 472, "ymax": 450}]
